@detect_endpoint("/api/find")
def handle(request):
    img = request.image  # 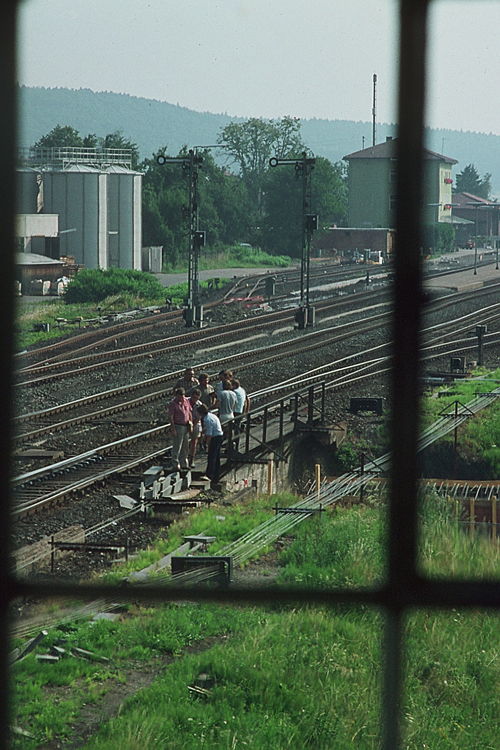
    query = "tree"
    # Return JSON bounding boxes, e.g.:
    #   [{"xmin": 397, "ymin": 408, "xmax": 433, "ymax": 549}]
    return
[
  {"xmin": 455, "ymin": 164, "xmax": 491, "ymax": 199},
  {"xmin": 217, "ymin": 116, "xmax": 304, "ymax": 212},
  {"xmin": 34, "ymin": 124, "xmax": 84, "ymax": 148},
  {"xmin": 140, "ymin": 147, "xmax": 189, "ymax": 268},
  {"xmin": 262, "ymin": 157, "xmax": 347, "ymax": 257},
  {"xmin": 141, "ymin": 147, "xmax": 254, "ymax": 266},
  {"xmin": 32, "ymin": 126, "xmax": 139, "ymax": 167},
  {"xmin": 100, "ymin": 130, "xmax": 140, "ymax": 169}
]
